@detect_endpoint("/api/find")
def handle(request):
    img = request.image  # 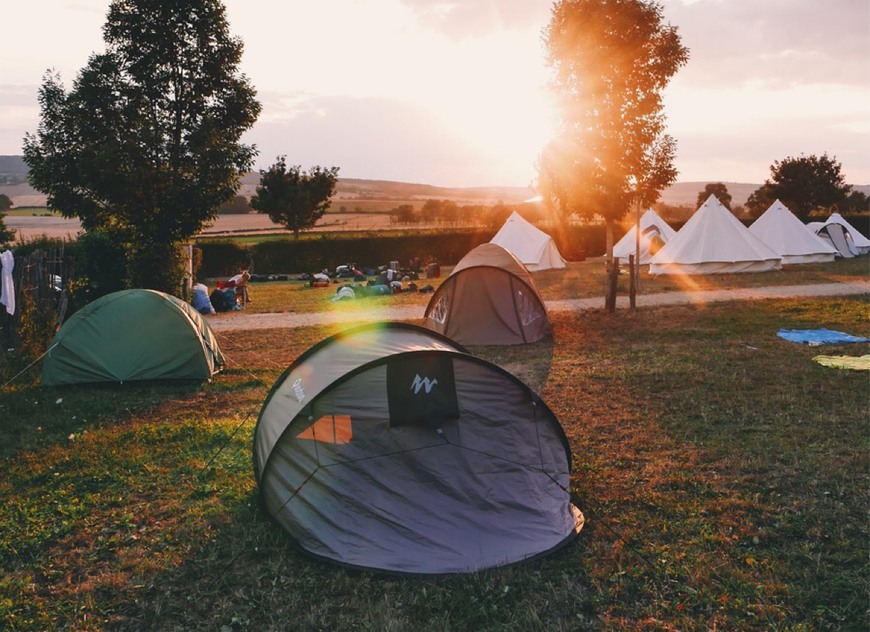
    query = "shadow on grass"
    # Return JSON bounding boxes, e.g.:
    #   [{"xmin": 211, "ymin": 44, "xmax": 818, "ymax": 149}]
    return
[{"xmin": 119, "ymin": 487, "xmax": 597, "ymax": 632}]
